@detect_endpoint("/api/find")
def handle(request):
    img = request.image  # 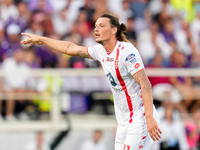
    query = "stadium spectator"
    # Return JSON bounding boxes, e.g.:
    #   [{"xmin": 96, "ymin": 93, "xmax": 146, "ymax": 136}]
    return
[
  {"xmin": 1, "ymin": 23, "xmax": 22, "ymax": 62},
  {"xmin": 93, "ymin": 0, "xmax": 110, "ymax": 24},
  {"xmin": 137, "ymin": 21, "xmax": 172, "ymax": 65},
  {"xmin": 35, "ymin": 45, "xmax": 58, "ymax": 68},
  {"xmin": 0, "ymin": 49, "xmax": 31, "ymax": 121},
  {"xmin": 79, "ymin": 0, "xmax": 95, "ymax": 25},
  {"xmin": 153, "ymin": 101, "xmax": 189, "ymax": 150},
  {"xmin": 147, "ymin": 52, "xmax": 187, "ymax": 115},
  {"xmin": 1, "ymin": 1, "xmax": 30, "ymax": 35},
  {"xmin": 28, "ymin": 0, "xmax": 53, "ymax": 15},
  {"xmin": 0, "ymin": 0, "xmax": 19, "ymax": 24},
  {"xmin": 130, "ymin": 0, "xmax": 148, "ymax": 19},
  {"xmin": 117, "ymin": 0, "xmax": 134, "ymax": 25},
  {"xmin": 25, "ymin": 131, "xmax": 51, "ymax": 150},
  {"xmin": 48, "ymin": 0, "xmax": 69, "ymax": 14},
  {"xmin": 107, "ymin": 0, "xmax": 123, "ymax": 17},
  {"xmin": 79, "ymin": 130, "xmax": 106, "ymax": 150},
  {"xmin": 72, "ymin": 9, "xmax": 92, "ymax": 39},
  {"xmin": 51, "ymin": 7, "xmax": 72, "ymax": 37},
  {"xmin": 190, "ymin": 10, "xmax": 200, "ymax": 52},
  {"xmin": 174, "ymin": 17, "xmax": 193, "ymax": 56},
  {"xmin": 185, "ymin": 108, "xmax": 200, "ymax": 149},
  {"xmin": 149, "ymin": 0, "xmax": 175, "ymax": 17},
  {"xmin": 134, "ymin": 8, "xmax": 152, "ymax": 35},
  {"xmin": 124, "ymin": 16, "xmax": 137, "ymax": 45},
  {"xmin": 160, "ymin": 18, "xmax": 176, "ymax": 44},
  {"xmin": 169, "ymin": 50, "xmax": 200, "ymax": 113},
  {"xmin": 23, "ymin": 47, "xmax": 41, "ymax": 68}
]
